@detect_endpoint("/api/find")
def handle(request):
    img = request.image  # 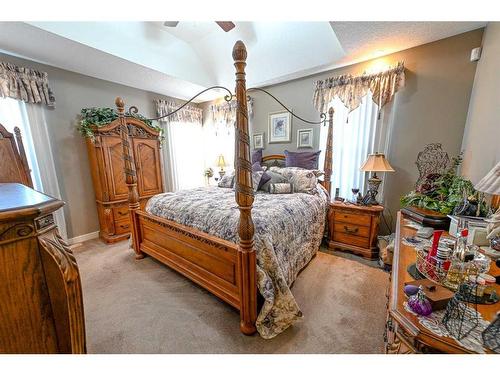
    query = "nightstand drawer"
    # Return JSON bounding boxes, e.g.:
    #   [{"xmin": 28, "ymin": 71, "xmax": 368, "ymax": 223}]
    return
[
  {"xmin": 333, "ymin": 232, "xmax": 370, "ymax": 248},
  {"xmin": 334, "ymin": 211, "xmax": 371, "ymax": 227},
  {"xmin": 113, "ymin": 205, "xmax": 130, "ymax": 221},
  {"xmin": 334, "ymin": 223, "xmax": 370, "ymax": 238},
  {"xmin": 115, "ymin": 219, "xmax": 131, "ymax": 235}
]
